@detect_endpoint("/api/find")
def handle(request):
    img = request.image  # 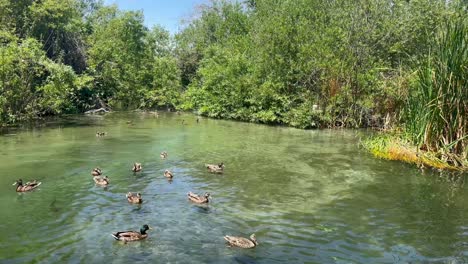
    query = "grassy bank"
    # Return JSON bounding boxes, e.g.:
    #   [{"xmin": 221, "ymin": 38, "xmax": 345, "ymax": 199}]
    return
[{"xmin": 363, "ymin": 133, "xmax": 468, "ymax": 172}]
